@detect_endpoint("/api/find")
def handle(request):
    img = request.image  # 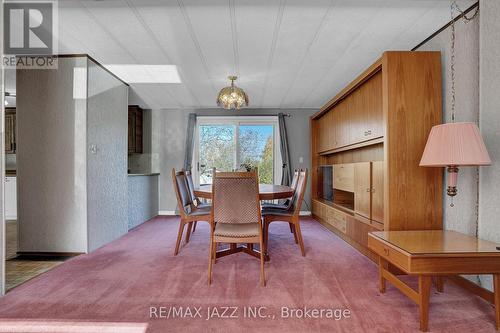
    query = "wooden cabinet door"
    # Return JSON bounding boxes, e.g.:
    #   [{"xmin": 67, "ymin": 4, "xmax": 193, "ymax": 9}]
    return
[
  {"xmin": 135, "ymin": 108, "xmax": 143, "ymax": 154},
  {"xmin": 128, "ymin": 108, "xmax": 136, "ymax": 153},
  {"xmin": 326, "ymin": 110, "xmax": 335, "ymax": 151},
  {"xmin": 354, "ymin": 162, "xmax": 371, "ymax": 219},
  {"xmin": 128, "ymin": 106, "xmax": 143, "ymax": 154},
  {"xmin": 371, "ymin": 160, "xmax": 384, "ymax": 223},
  {"xmin": 348, "ymin": 89, "xmax": 363, "ymax": 144},
  {"xmin": 333, "ymin": 163, "xmax": 354, "ymax": 192},
  {"xmin": 338, "ymin": 99, "xmax": 351, "ymax": 147},
  {"xmin": 5, "ymin": 109, "xmax": 16, "ymax": 153},
  {"xmin": 365, "ymin": 72, "xmax": 383, "ymax": 140}
]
